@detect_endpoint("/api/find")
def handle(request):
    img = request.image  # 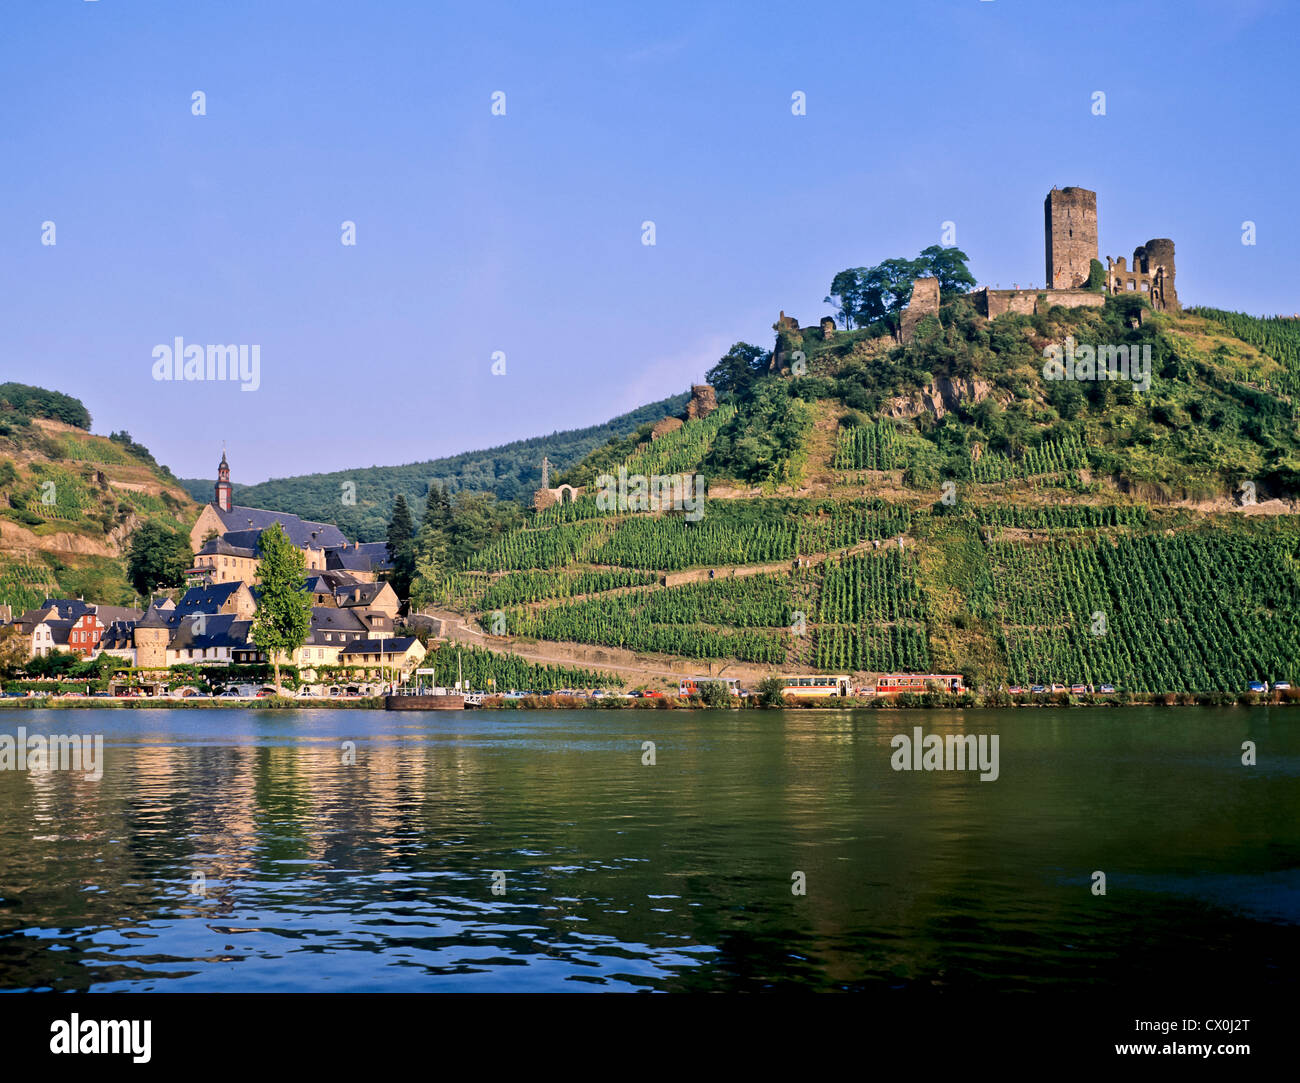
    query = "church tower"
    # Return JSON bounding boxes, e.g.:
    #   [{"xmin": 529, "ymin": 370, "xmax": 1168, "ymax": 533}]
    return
[{"xmin": 214, "ymin": 449, "xmax": 233, "ymax": 512}]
